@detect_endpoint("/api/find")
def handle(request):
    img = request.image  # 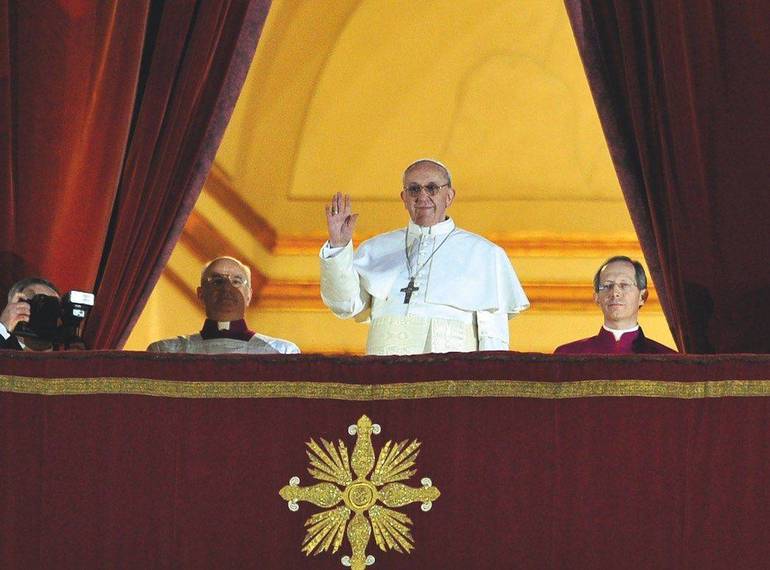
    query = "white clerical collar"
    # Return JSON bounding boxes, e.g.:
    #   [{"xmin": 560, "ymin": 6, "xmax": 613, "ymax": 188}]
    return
[
  {"xmin": 407, "ymin": 217, "xmax": 455, "ymax": 237},
  {"xmin": 603, "ymin": 324, "xmax": 639, "ymax": 341}
]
